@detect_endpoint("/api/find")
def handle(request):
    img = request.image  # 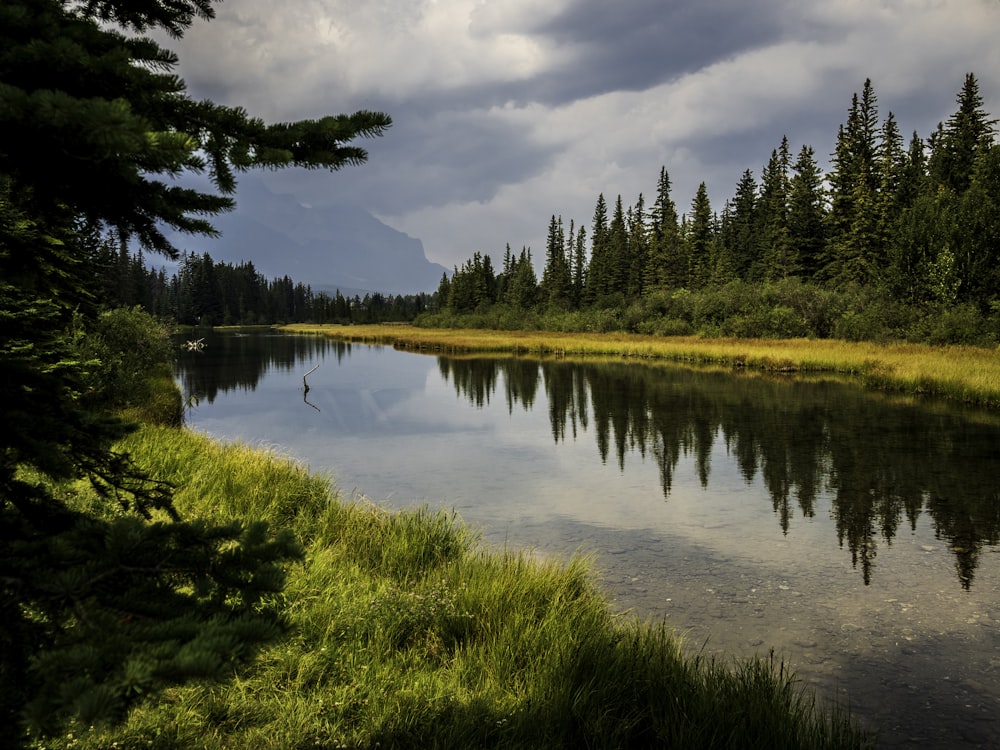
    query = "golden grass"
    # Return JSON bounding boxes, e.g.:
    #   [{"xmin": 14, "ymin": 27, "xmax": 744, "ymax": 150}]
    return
[{"xmin": 282, "ymin": 324, "xmax": 1000, "ymax": 407}]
